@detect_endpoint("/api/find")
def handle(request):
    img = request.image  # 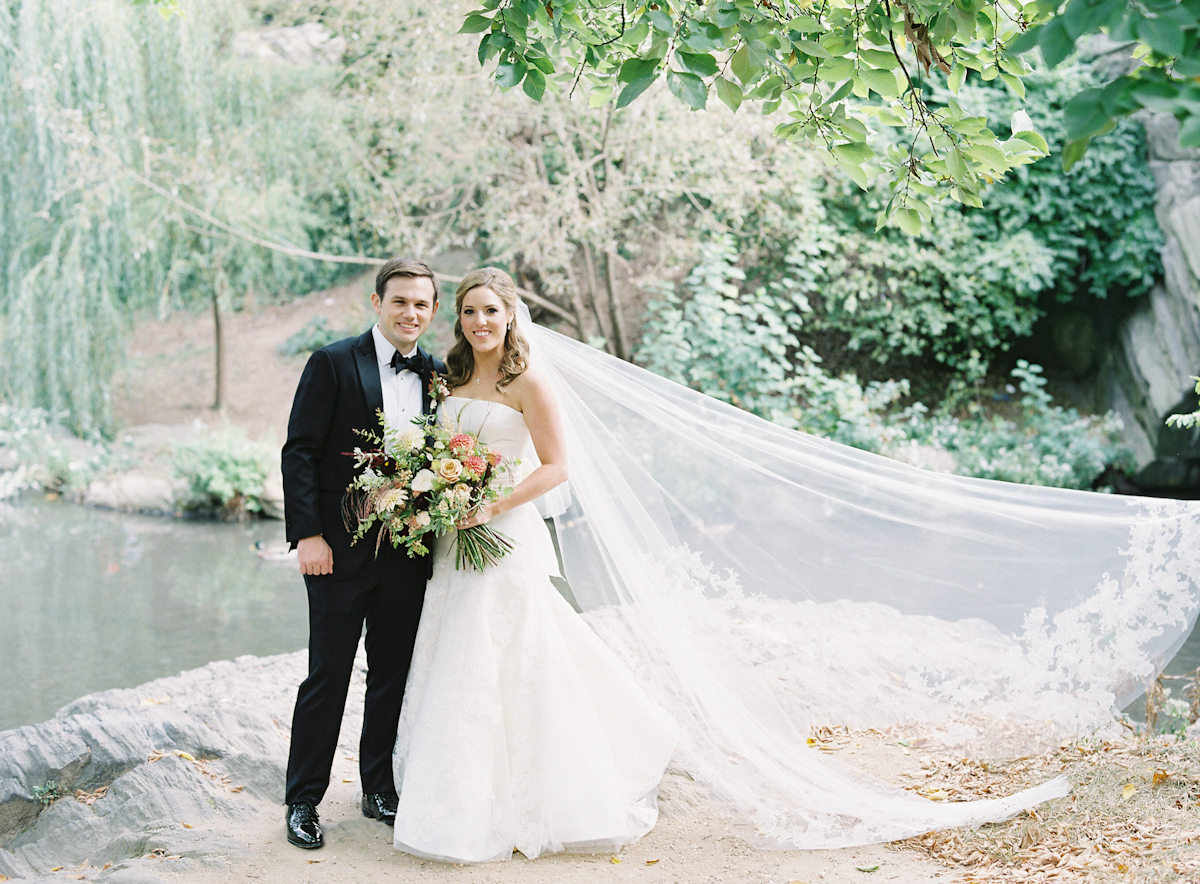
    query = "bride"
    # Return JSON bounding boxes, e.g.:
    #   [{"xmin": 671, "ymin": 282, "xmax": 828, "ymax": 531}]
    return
[
  {"xmin": 391, "ymin": 268, "xmax": 678, "ymax": 862},
  {"xmin": 392, "ymin": 268, "xmax": 1200, "ymax": 861}
]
